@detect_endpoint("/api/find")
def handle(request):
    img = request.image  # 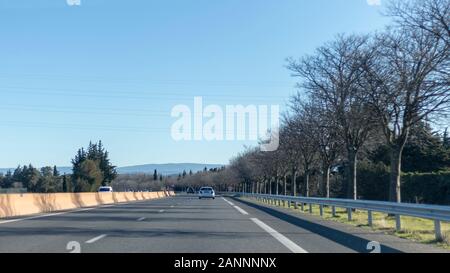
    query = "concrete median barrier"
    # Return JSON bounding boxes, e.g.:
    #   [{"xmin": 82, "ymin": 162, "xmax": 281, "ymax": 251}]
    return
[{"xmin": 0, "ymin": 191, "xmax": 175, "ymax": 218}]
